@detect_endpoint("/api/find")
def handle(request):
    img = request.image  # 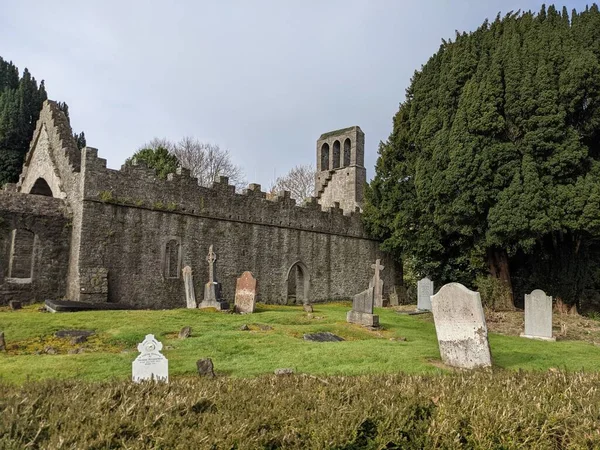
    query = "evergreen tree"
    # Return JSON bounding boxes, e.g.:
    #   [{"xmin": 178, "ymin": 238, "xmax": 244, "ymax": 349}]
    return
[
  {"xmin": 124, "ymin": 147, "xmax": 179, "ymax": 179},
  {"xmin": 365, "ymin": 5, "xmax": 600, "ymax": 308}
]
